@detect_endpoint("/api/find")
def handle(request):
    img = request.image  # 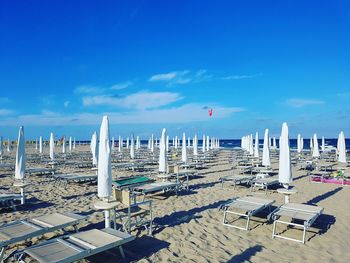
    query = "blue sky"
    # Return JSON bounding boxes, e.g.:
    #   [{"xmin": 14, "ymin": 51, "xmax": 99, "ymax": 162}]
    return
[{"xmin": 0, "ymin": 0, "xmax": 349, "ymax": 139}]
